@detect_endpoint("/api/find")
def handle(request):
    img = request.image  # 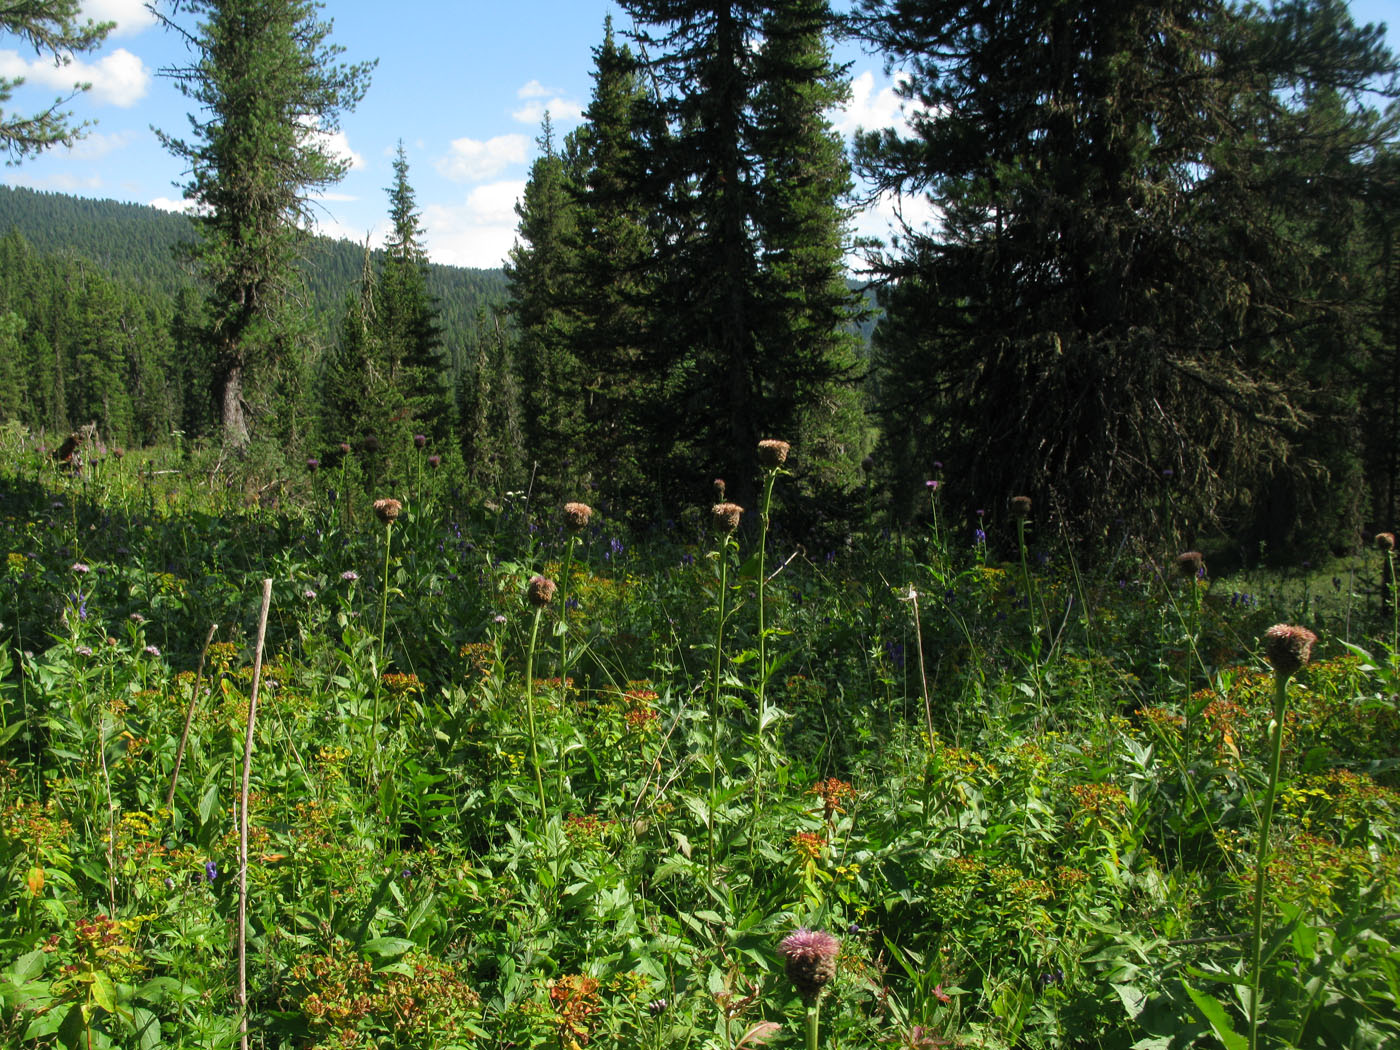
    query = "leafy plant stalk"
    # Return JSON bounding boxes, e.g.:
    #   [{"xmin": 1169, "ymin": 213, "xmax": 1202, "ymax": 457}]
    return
[
  {"xmin": 524, "ymin": 605, "xmax": 548, "ymax": 821},
  {"xmin": 1247, "ymin": 669, "xmax": 1291, "ymax": 1050},
  {"xmin": 709, "ymin": 531, "xmax": 732, "ymax": 882}
]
